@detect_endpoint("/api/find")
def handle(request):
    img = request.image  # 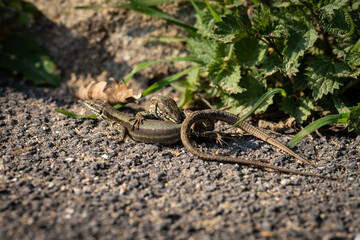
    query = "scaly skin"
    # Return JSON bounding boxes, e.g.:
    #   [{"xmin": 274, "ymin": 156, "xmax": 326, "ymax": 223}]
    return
[
  {"xmin": 180, "ymin": 109, "xmax": 336, "ymax": 180},
  {"xmin": 83, "ymin": 98, "xmax": 336, "ymax": 179},
  {"xmin": 83, "ymin": 100, "xmax": 181, "ymax": 145},
  {"xmin": 147, "ymin": 96, "xmax": 315, "ymax": 167}
]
